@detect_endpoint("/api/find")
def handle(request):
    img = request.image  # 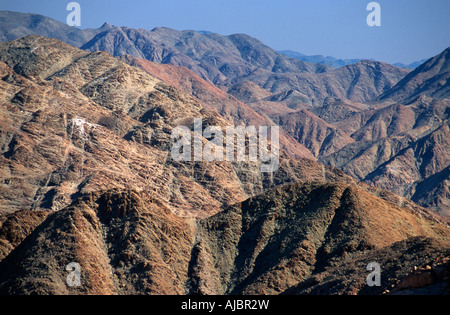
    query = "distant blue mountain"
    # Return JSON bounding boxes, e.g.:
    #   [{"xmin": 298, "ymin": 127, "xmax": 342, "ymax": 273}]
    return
[
  {"xmin": 280, "ymin": 50, "xmax": 426, "ymax": 69},
  {"xmin": 393, "ymin": 60, "xmax": 428, "ymax": 69},
  {"xmin": 196, "ymin": 30, "xmax": 215, "ymax": 35},
  {"xmin": 279, "ymin": 50, "xmax": 363, "ymax": 68}
]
